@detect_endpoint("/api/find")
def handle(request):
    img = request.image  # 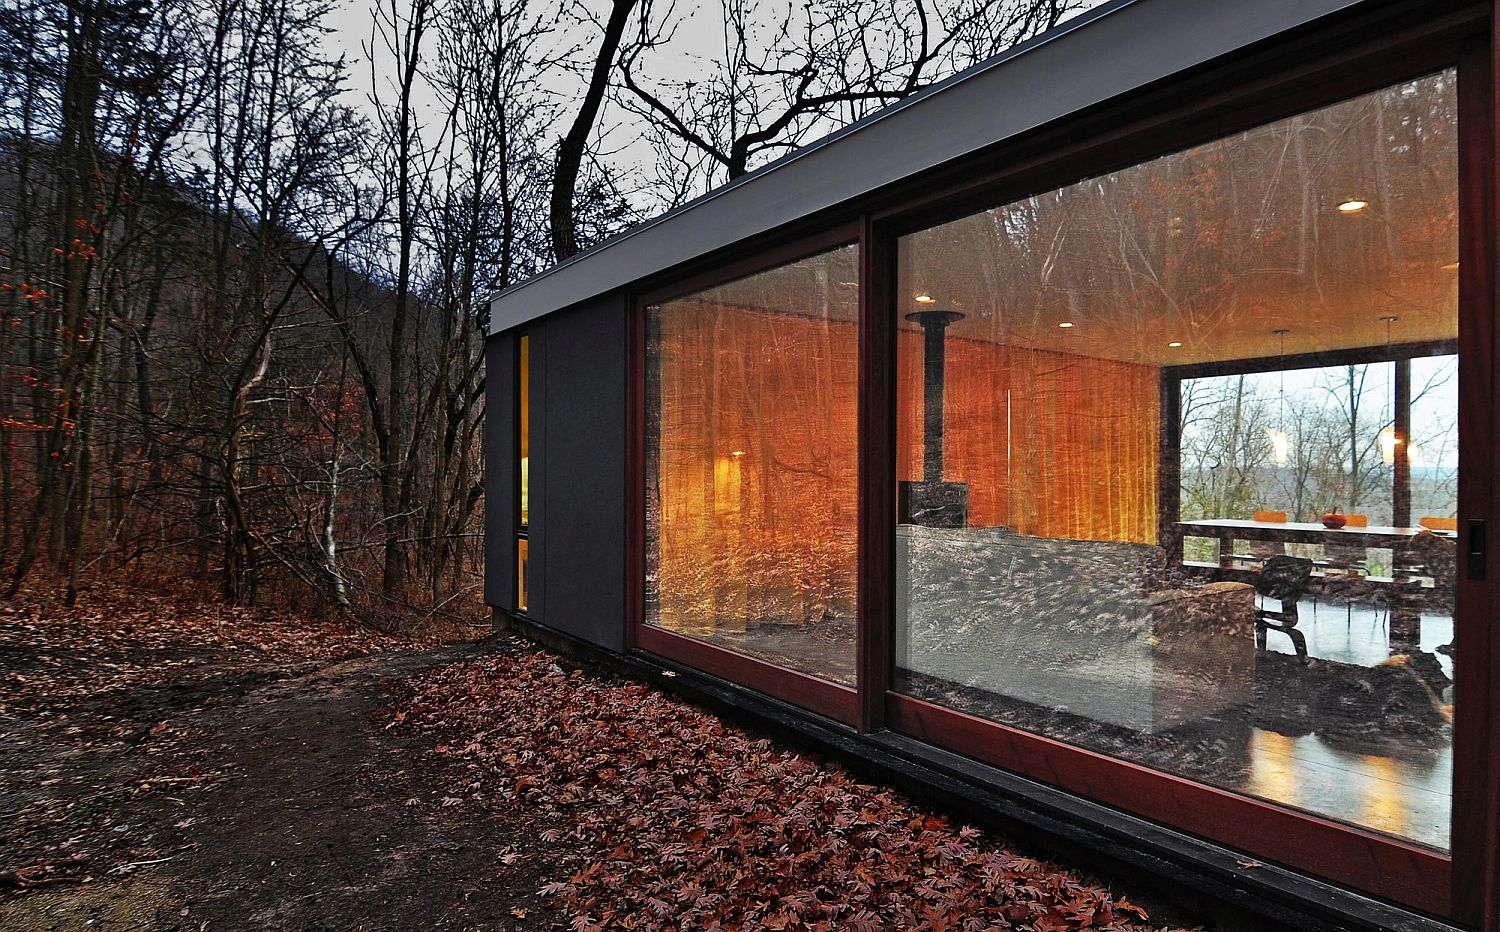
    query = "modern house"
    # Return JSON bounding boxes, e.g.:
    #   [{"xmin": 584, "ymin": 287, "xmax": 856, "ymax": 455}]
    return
[{"xmin": 484, "ymin": 1, "xmax": 1500, "ymax": 928}]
